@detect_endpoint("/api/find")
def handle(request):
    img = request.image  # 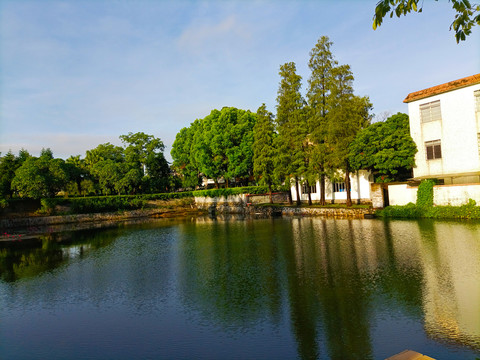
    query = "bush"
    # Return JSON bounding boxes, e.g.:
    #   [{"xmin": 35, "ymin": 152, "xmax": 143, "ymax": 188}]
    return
[
  {"xmin": 376, "ymin": 199, "xmax": 480, "ymax": 219},
  {"xmin": 141, "ymin": 191, "xmax": 193, "ymax": 201},
  {"xmin": 376, "ymin": 202, "xmax": 422, "ymax": 218}
]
